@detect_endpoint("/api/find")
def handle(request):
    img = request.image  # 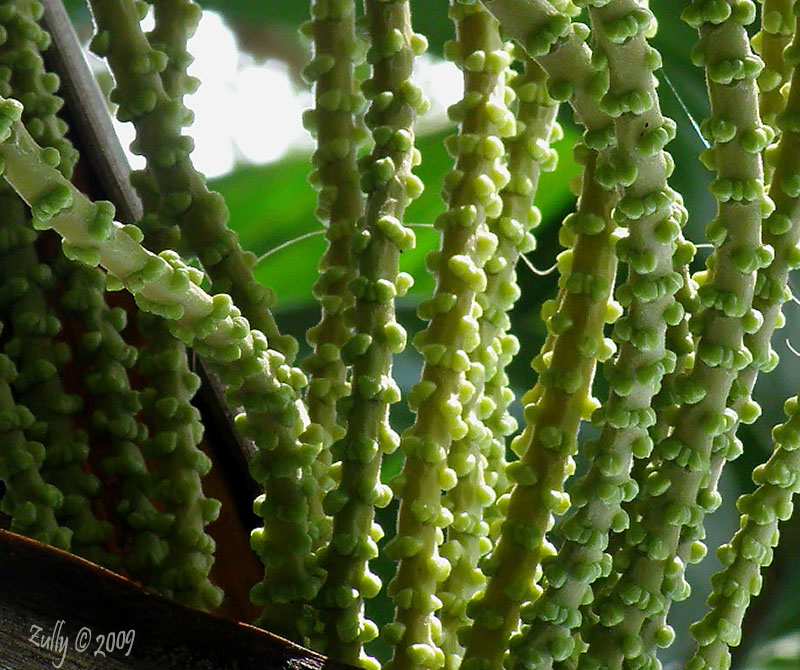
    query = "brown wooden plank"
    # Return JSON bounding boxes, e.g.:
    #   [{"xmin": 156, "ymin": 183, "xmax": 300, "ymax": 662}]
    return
[{"xmin": 0, "ymin": 529, "xmax": 349, "ymax": 670}]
